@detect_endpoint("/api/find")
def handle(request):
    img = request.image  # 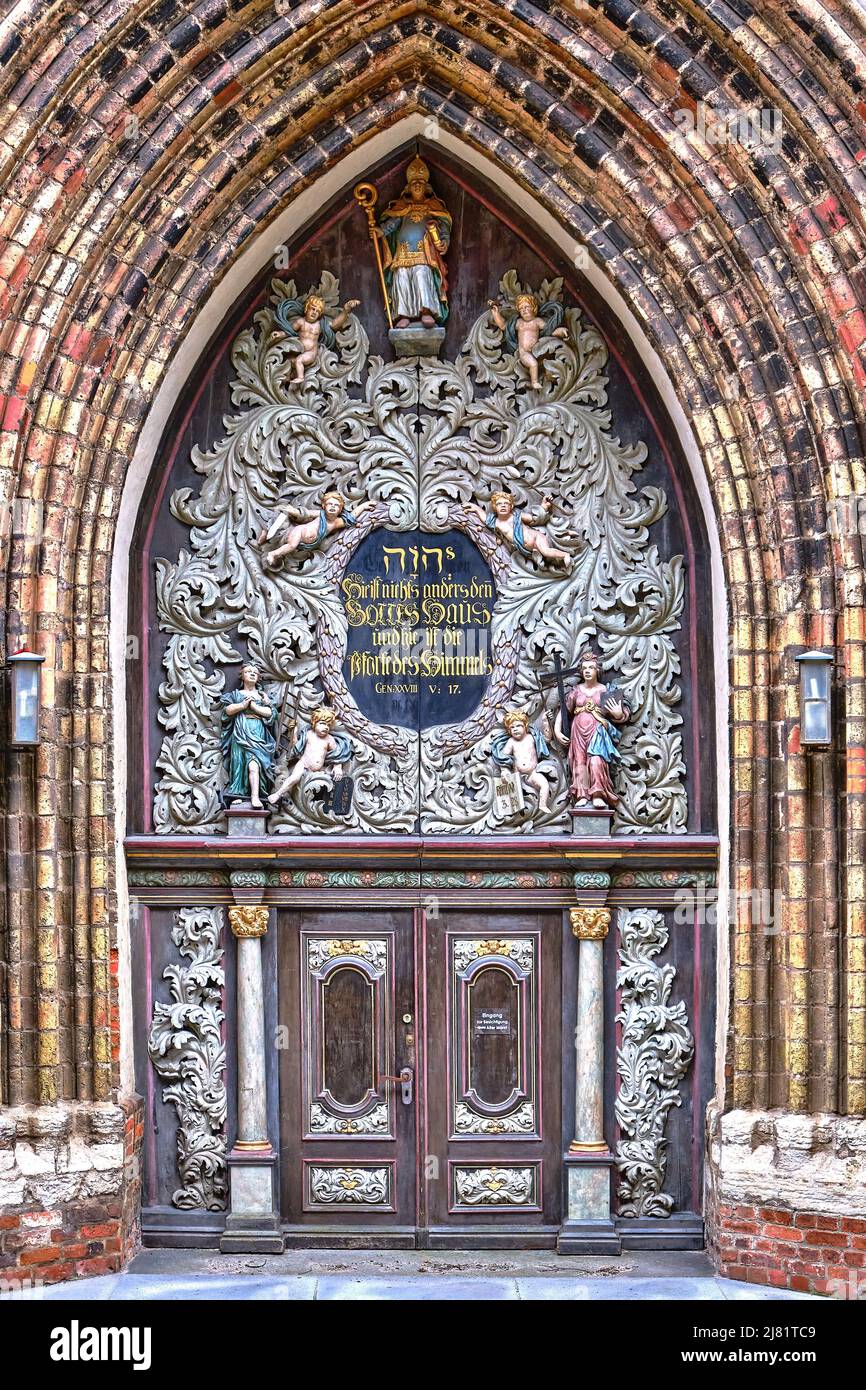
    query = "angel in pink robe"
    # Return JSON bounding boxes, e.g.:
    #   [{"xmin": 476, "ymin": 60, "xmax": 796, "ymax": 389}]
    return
[{"xmin": 553, "ymin": 651, "xmax": 630, "ymax": 808}]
